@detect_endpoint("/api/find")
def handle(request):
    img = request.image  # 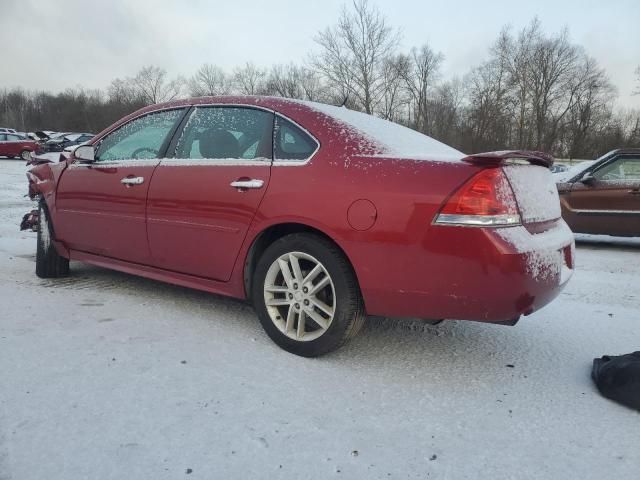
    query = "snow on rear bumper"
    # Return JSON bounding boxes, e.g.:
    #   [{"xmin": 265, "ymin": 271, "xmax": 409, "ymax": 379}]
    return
[{"xmin": 495, "ymin": 220, "xmax": 575, "ymax": 289}]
